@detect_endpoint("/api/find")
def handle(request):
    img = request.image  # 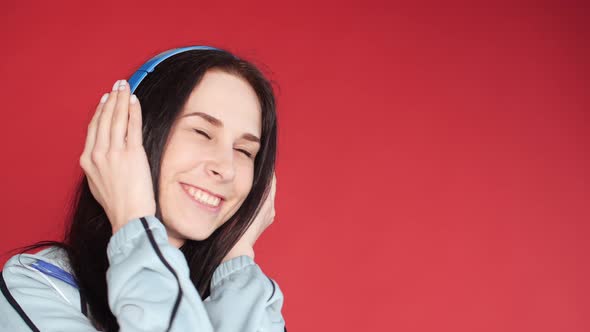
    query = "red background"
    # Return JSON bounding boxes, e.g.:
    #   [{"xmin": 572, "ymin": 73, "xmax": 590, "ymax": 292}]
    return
[{"xmin": 1, "ymin": 1, "xmax": 589, "ymax": 331}]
